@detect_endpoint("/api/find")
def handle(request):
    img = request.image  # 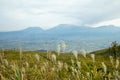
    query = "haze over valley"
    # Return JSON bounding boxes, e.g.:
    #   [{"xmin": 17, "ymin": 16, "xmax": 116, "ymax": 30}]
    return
[{"xmin": 0, "ymin": 24, "xmax": 120, "ymax": 52}]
